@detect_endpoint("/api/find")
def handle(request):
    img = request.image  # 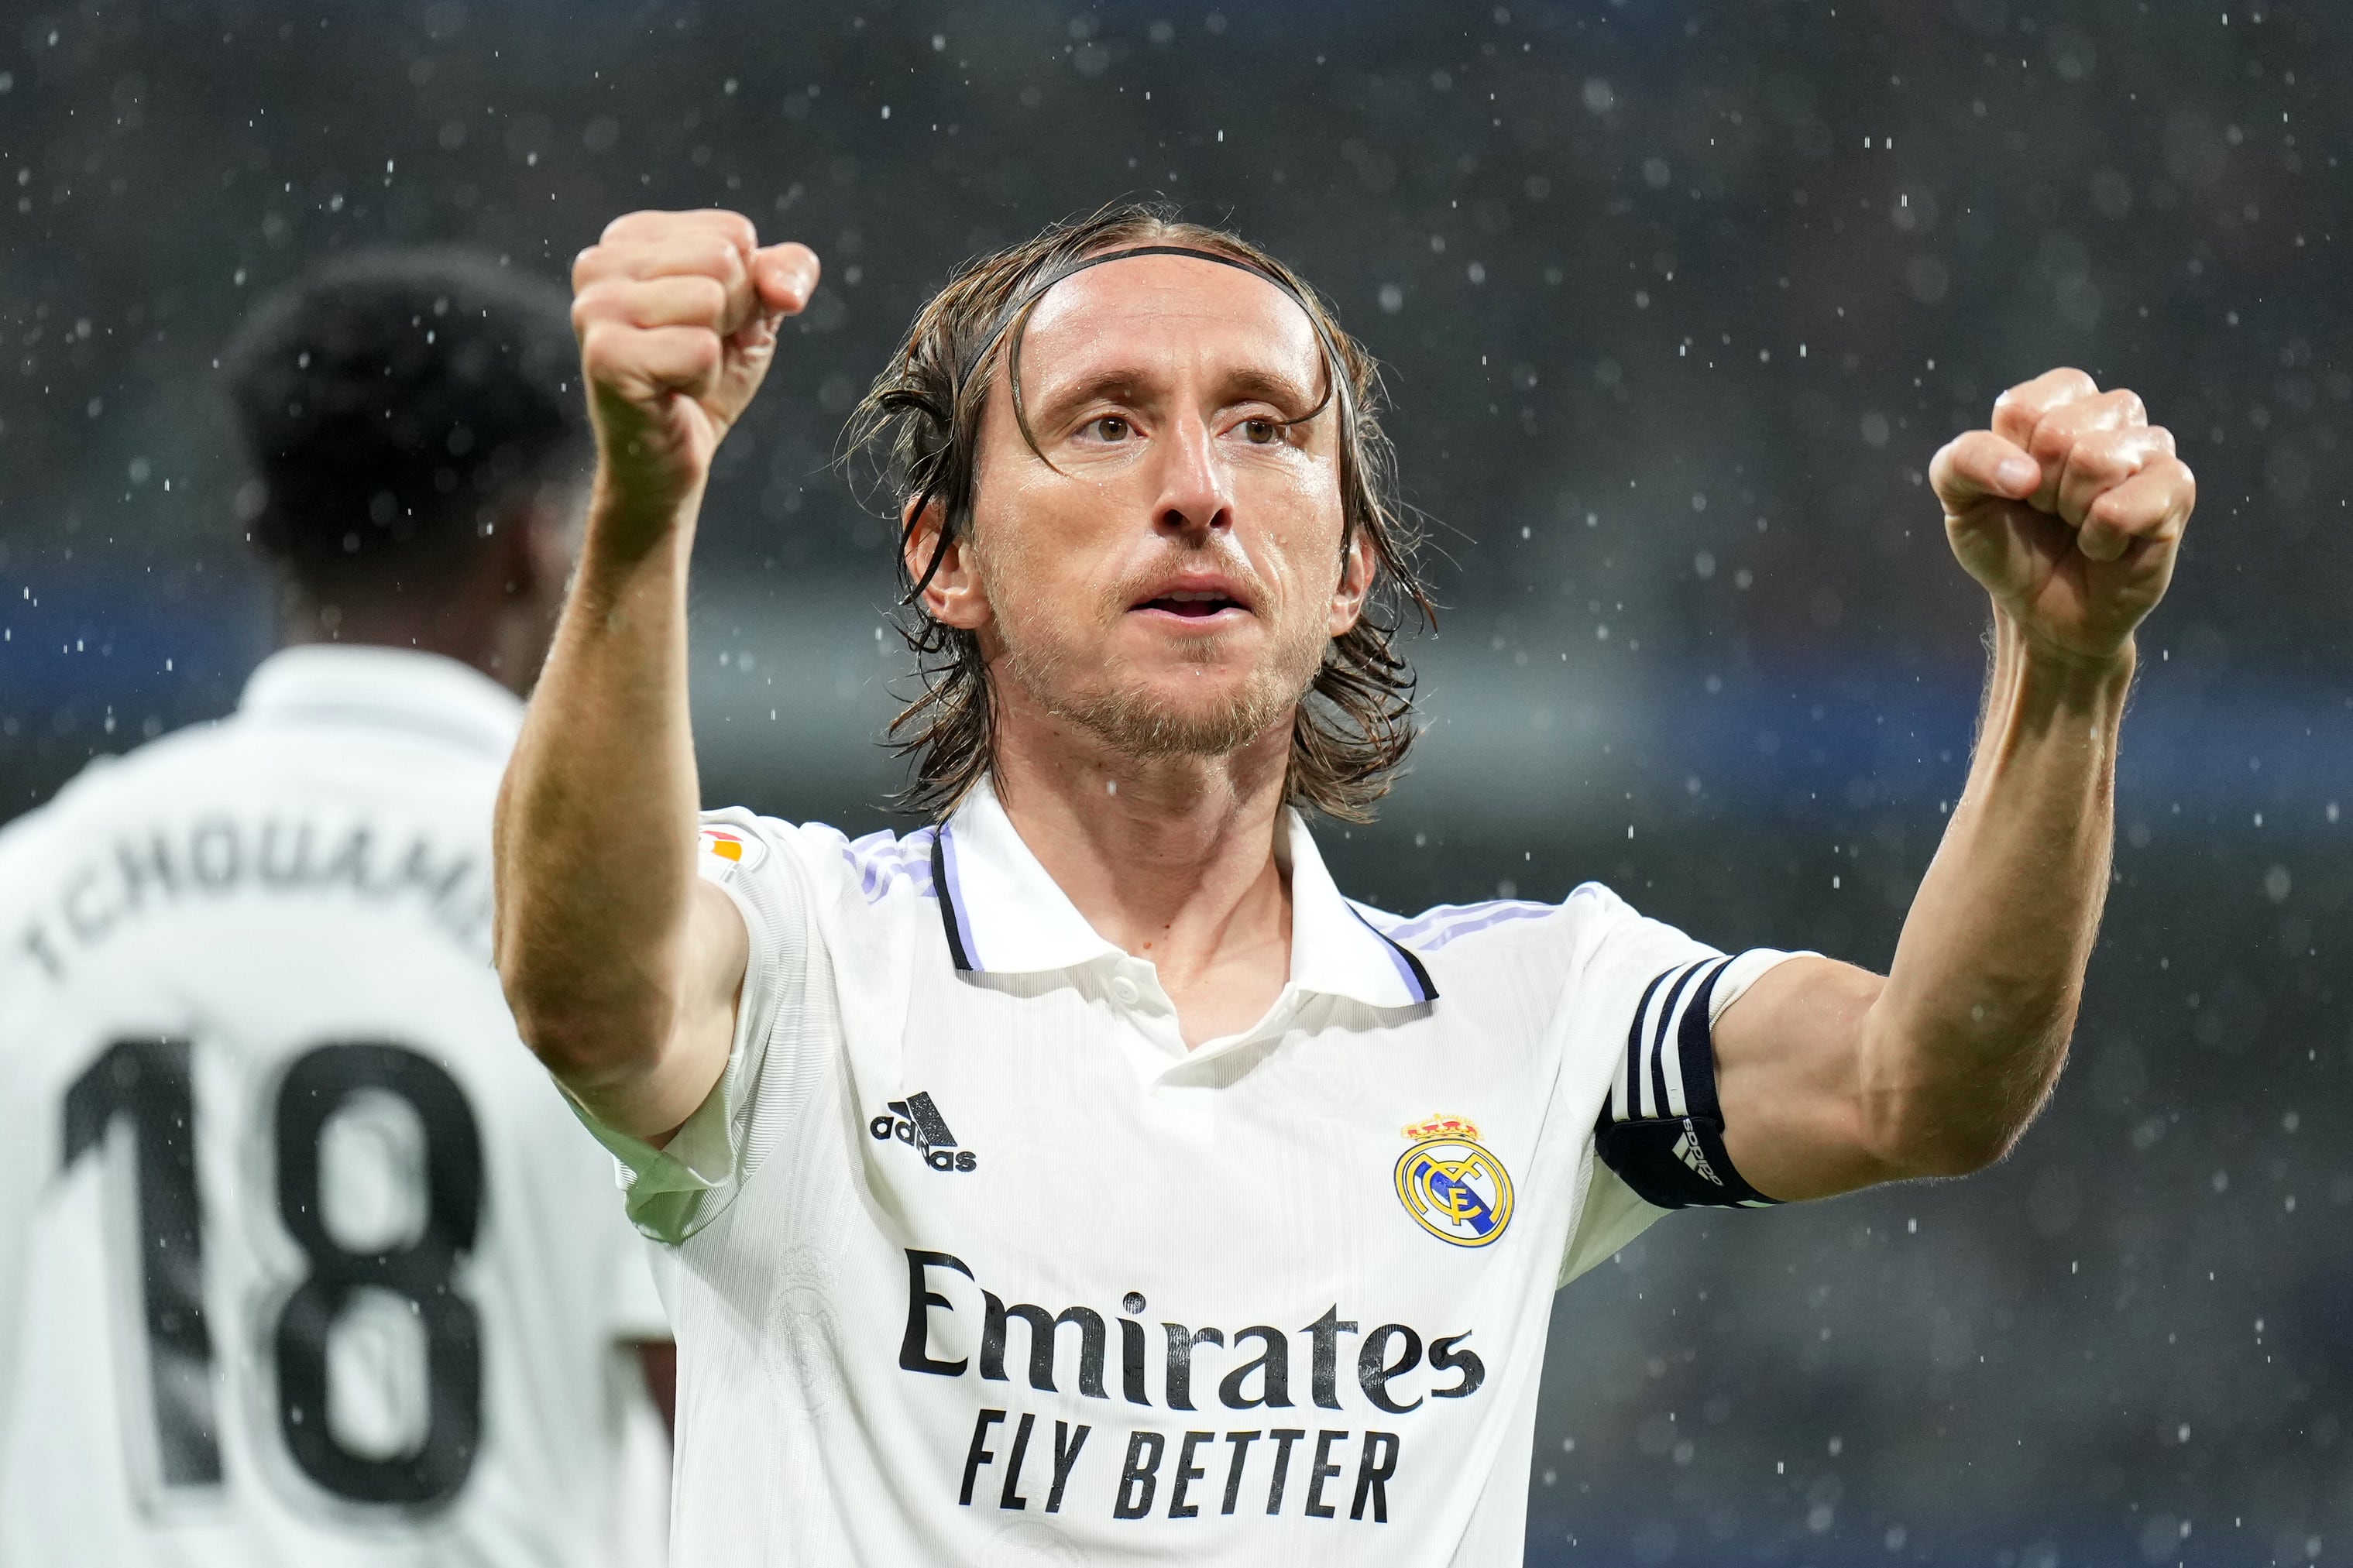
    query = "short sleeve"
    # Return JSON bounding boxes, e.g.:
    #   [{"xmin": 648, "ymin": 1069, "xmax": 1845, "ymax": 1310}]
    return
[
  {"xmin": 1591, "ymin": 947, "xmax": 1802, "ymax": 1211},
  {"xmin": 565, "ymin": 808, "xmax": 816, "ymax": 1244}
]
